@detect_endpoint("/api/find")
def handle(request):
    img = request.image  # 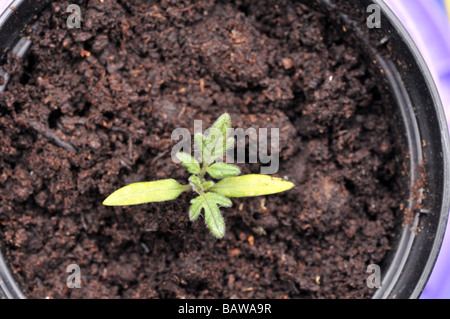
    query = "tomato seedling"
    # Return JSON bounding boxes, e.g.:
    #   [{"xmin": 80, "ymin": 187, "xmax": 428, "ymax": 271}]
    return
[{"xmin": 103, "ymin": 113, "xmax": 294, "ymax": 238}]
